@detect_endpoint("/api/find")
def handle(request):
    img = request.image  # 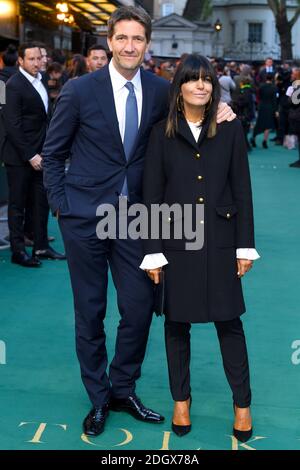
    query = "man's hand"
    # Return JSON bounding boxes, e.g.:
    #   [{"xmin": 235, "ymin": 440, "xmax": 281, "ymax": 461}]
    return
[
  {"xmin": 216, "ymin": 102, "xmax": 236, "ymax": 123},
  {"xmin": 29, "ymin": 154, "xmax": 43, "ymax": 171},
  {"xmin": 146, "ymin": 267, "xmax": 162, "ymax": 284},
  {"xmin": 237, "ymin": 259, "xmax": 253, "ymax": 278}
]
